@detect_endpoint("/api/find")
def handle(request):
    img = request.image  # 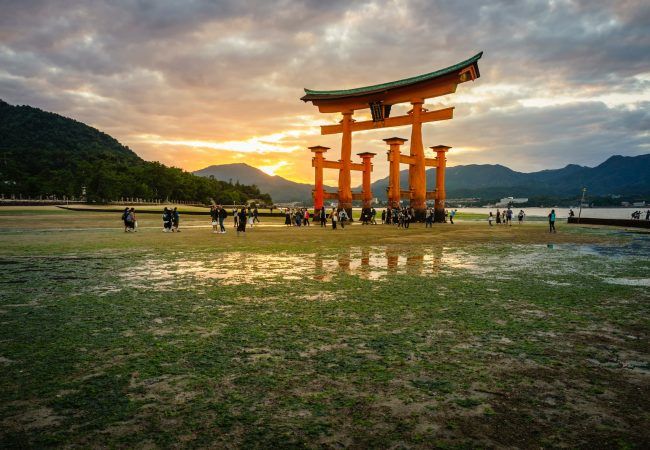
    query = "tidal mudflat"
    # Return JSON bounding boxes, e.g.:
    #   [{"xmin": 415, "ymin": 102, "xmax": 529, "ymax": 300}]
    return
[{"xmin": 0, "ymin": 209, "xmax": 648, "ymax": 448}]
